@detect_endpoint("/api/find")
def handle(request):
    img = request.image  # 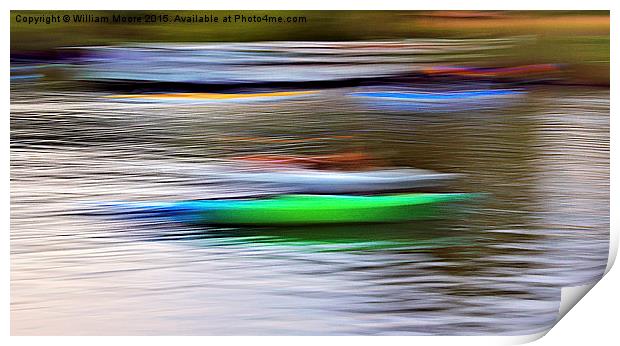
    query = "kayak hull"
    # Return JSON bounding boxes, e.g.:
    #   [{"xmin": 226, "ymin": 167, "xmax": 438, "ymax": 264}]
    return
[
  {"xmin": 106, "ymin": 193, "xmax": 478, "ymax": 225},
  {"xmin": 351, "ymin": 90, "xmax": 522, "ymax": 101},
  {"xmin": 105, "ymin": 91, "xmax": 319, "ymax": 103}
]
